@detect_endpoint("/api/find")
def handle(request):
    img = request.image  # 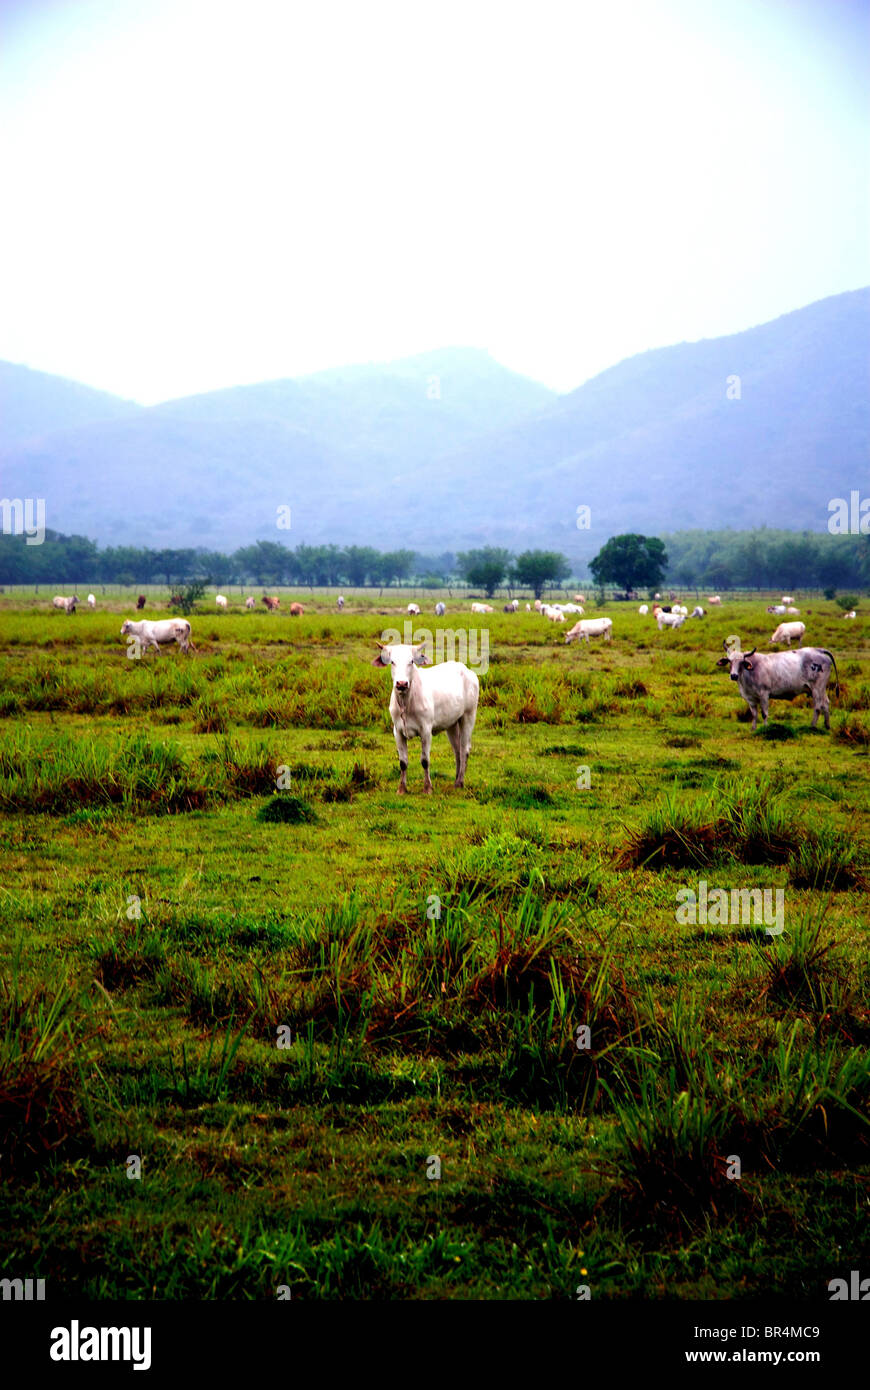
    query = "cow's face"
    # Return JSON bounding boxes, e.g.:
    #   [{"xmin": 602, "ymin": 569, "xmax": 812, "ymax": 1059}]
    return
[
  {"xmin": 120, "ymin": 621, "xmax": 132, "ymax": 636},
  {"xmin": 716, "ymin": 650, "xmax": 754, "ymax": 681},
  {"xmin": 373, "ymin": 643, "xmax": 428, "ymax": 692}
]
